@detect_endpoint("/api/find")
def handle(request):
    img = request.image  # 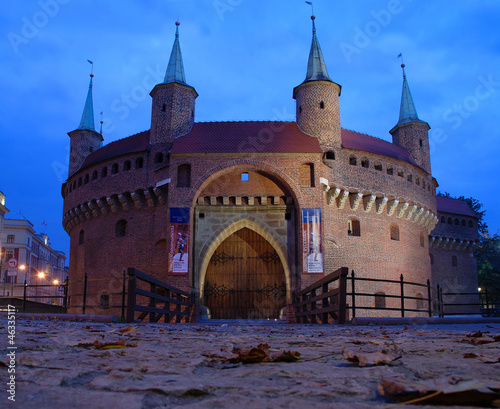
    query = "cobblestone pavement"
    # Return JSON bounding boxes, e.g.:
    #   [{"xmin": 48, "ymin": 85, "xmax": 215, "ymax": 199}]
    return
[{"xmin": 1, "ymin": 318, "xmax": 499, "ymax": 409}]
